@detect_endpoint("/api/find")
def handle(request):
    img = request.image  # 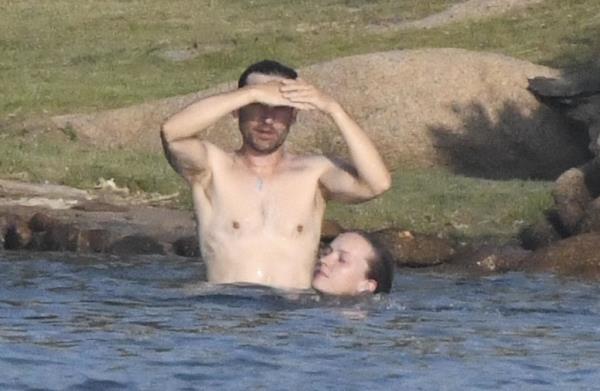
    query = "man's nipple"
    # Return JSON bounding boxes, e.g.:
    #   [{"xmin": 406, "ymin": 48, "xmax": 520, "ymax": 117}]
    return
[{"xmin": 232, "ymin": 221, "xmax": 240, "ymax": 229}]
